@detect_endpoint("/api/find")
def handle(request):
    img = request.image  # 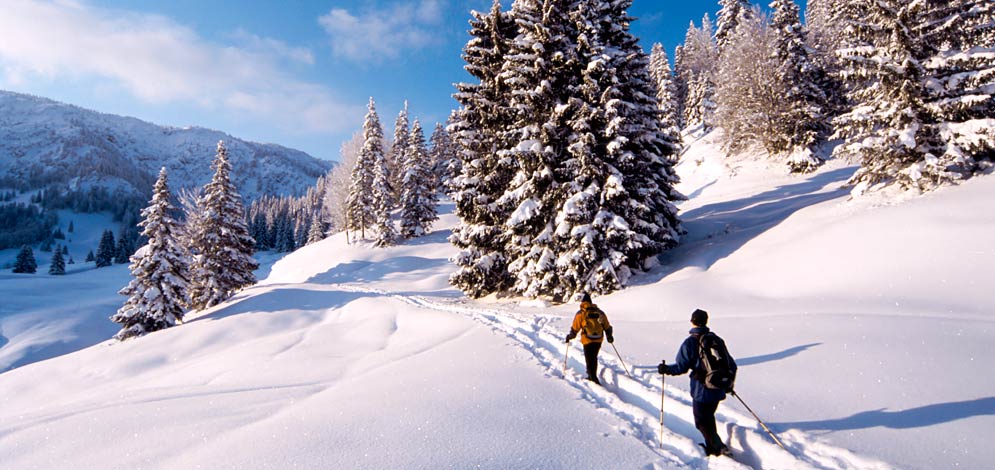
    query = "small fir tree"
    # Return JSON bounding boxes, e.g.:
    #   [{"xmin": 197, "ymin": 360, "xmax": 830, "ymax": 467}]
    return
[
  {"xmin": 95, "ymin": 230, "xmax": 116, "ymax": 268},
  {"xmin": 111, "ymin": 168, "xmax": 190, "ymax": 340},
  {"xmin": 399, "ymin": 119, "xmax": 438, "ymax": 238},
  {"xmin": 346, "ymin": 100, "xmax": 381, "ymax": 240},
  {"xmin": 49, "ymin": 244, "xmax": 66, "ymax": 275},
  {"xmin": 13, "ymin": 245, "xmax": 37, "ymax": 274},
  {"xmin": 85, "ymin": 250, "xmax": 95, "ymax": 263},
  {"xmin": 188, "ymin": 141, "xmax": 258, "ymax": 310}
]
